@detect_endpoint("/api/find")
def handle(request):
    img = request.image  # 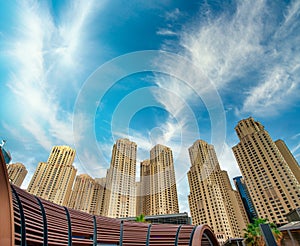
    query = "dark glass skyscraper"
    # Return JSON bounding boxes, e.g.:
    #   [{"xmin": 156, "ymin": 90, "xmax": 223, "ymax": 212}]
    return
[{"xmin": 233, "ymin": 176, "xmax": 257, "ymax": 223}]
